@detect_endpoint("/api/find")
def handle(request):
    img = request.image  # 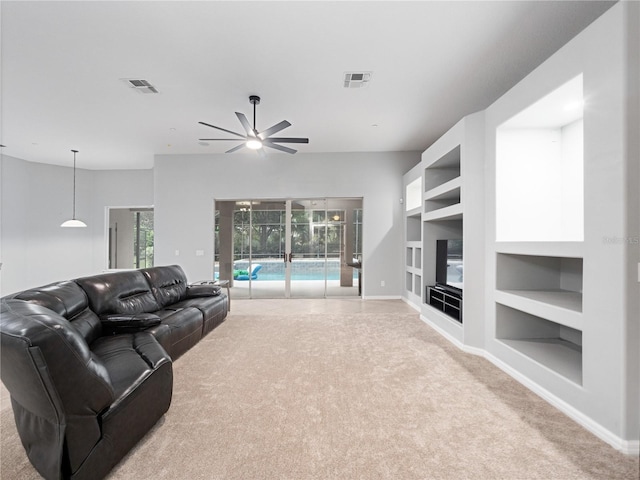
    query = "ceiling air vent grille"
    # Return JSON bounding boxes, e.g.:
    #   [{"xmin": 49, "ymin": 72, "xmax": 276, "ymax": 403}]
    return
[
  {"xmin": 344, "ymin": 72, "xmax": 372, "ymax": 88},
  {"xmin": 122, "ymin": 78, "xmax": 159, "ymax": 94}
]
